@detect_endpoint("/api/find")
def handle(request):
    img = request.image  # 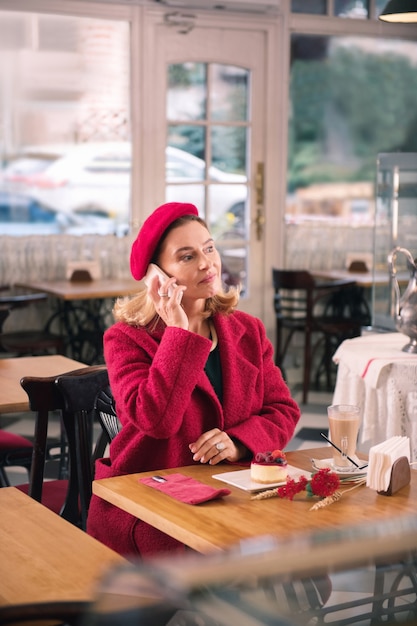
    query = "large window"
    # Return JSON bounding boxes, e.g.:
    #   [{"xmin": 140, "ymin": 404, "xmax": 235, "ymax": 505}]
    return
[
  {"xmin": 287, "ymin": 33, "xmax": 417, "ymax": 226},
  {"xmin": 0, "ymin": 11, "xmax": 130, "ymax": 236}
]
